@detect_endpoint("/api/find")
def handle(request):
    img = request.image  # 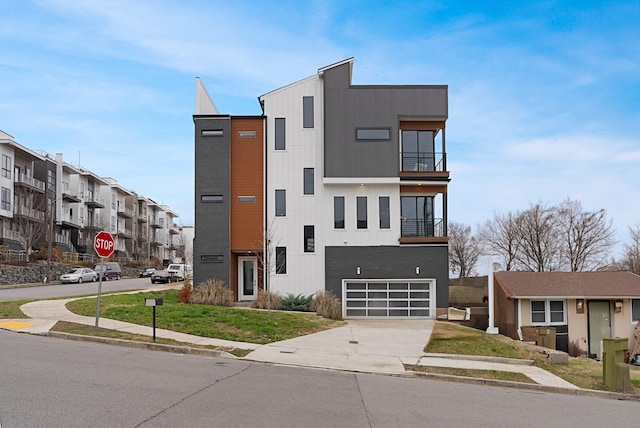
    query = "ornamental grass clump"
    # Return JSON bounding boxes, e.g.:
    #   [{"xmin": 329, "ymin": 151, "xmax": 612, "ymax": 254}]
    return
[
  {"xmin": 190, "ymin": 278, "xmax": 233, "ymax": 306},
  {"xmin": 310, "ymin": 290, "xmax": 342, "ymax": 320},
  {"xmin": 251, "ymin": 289, "xmax": 281, "ymax": 310},
  {"xmin": 280, "ymin": 293, "xmax": 313, "ymax": 312}
]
